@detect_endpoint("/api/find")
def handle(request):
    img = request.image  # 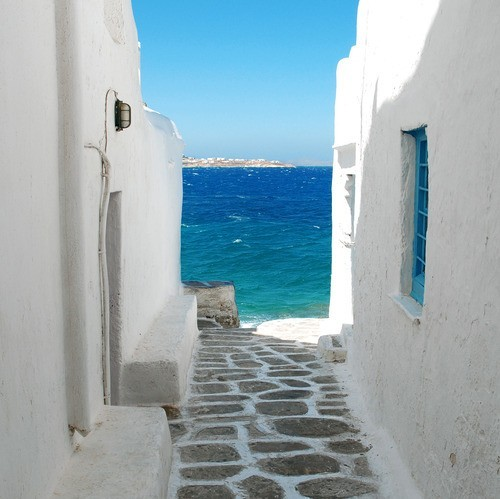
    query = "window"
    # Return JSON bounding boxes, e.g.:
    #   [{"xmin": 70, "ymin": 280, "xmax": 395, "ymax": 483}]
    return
[{"xmin": 410, "ymin": 128, "xmax": 428, "ymax": 304}]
